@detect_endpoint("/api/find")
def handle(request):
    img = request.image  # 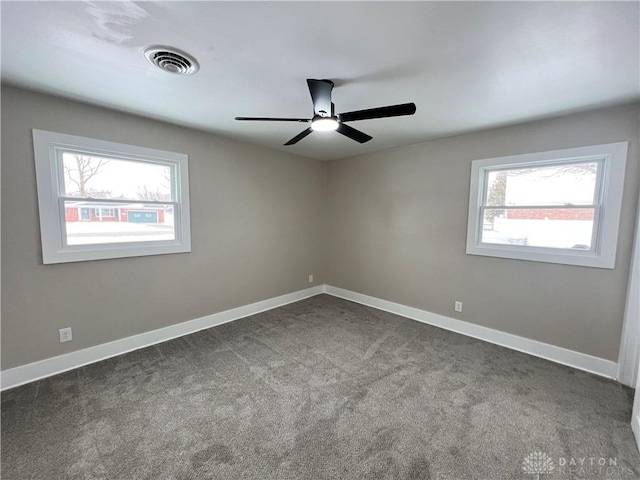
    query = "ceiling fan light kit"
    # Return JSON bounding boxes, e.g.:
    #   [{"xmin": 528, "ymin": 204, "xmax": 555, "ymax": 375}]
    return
[
  {"xmin": 311, "ymin": 117, "xmax": 339, "ymax": 131},
  {"xmin": 235, "ymin": 79, "xmax": 416, "ymax": 145}
]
